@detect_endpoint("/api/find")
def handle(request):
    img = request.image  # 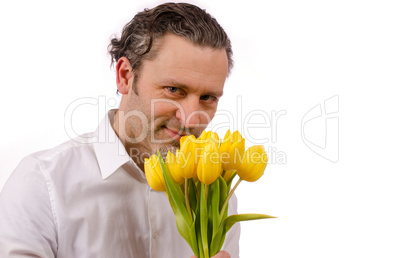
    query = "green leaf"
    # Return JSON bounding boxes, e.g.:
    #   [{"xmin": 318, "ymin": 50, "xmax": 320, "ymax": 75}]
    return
[
  {"xmin": 158, "ymin": 152, "xmax": 188, "ymax": 220},
  {"xmin": 209, "ymin": 222, "xmax": 225, "ymax": 257},
  {"xmin": 209, "ymin": 179, "xmax": 220, "ymax": 235},
  {"xmin": 188, "ymin": 178, "xmax": 198, "ymax": 213},
  {"xmin": 189, "ymin": 214, "xmax": 199, "ymax": 257},
  {"xmin": 210, "ymin": 213, "xmax": 276, "ymax": 255},
  {"xmin": 207, "ymin": 179, "xmax": 220, "ymax": 256},
  {"xmin": 223, "ymin": 213, "xmax": 277, "ymax": 233},
  {"xmin": 158, "ymin": 152, "xmax": 198, "ymax": 255},
  {"xmin": 197, "ymin": 222, "xmax": 205, "ymax": 258},
  {"xmin": 209, "ymin": 176, "xmax": 228, "ymax": 256},
  {"xmin": 217, "ymin": 176, "xmax": 228, "ymax": 217}
]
